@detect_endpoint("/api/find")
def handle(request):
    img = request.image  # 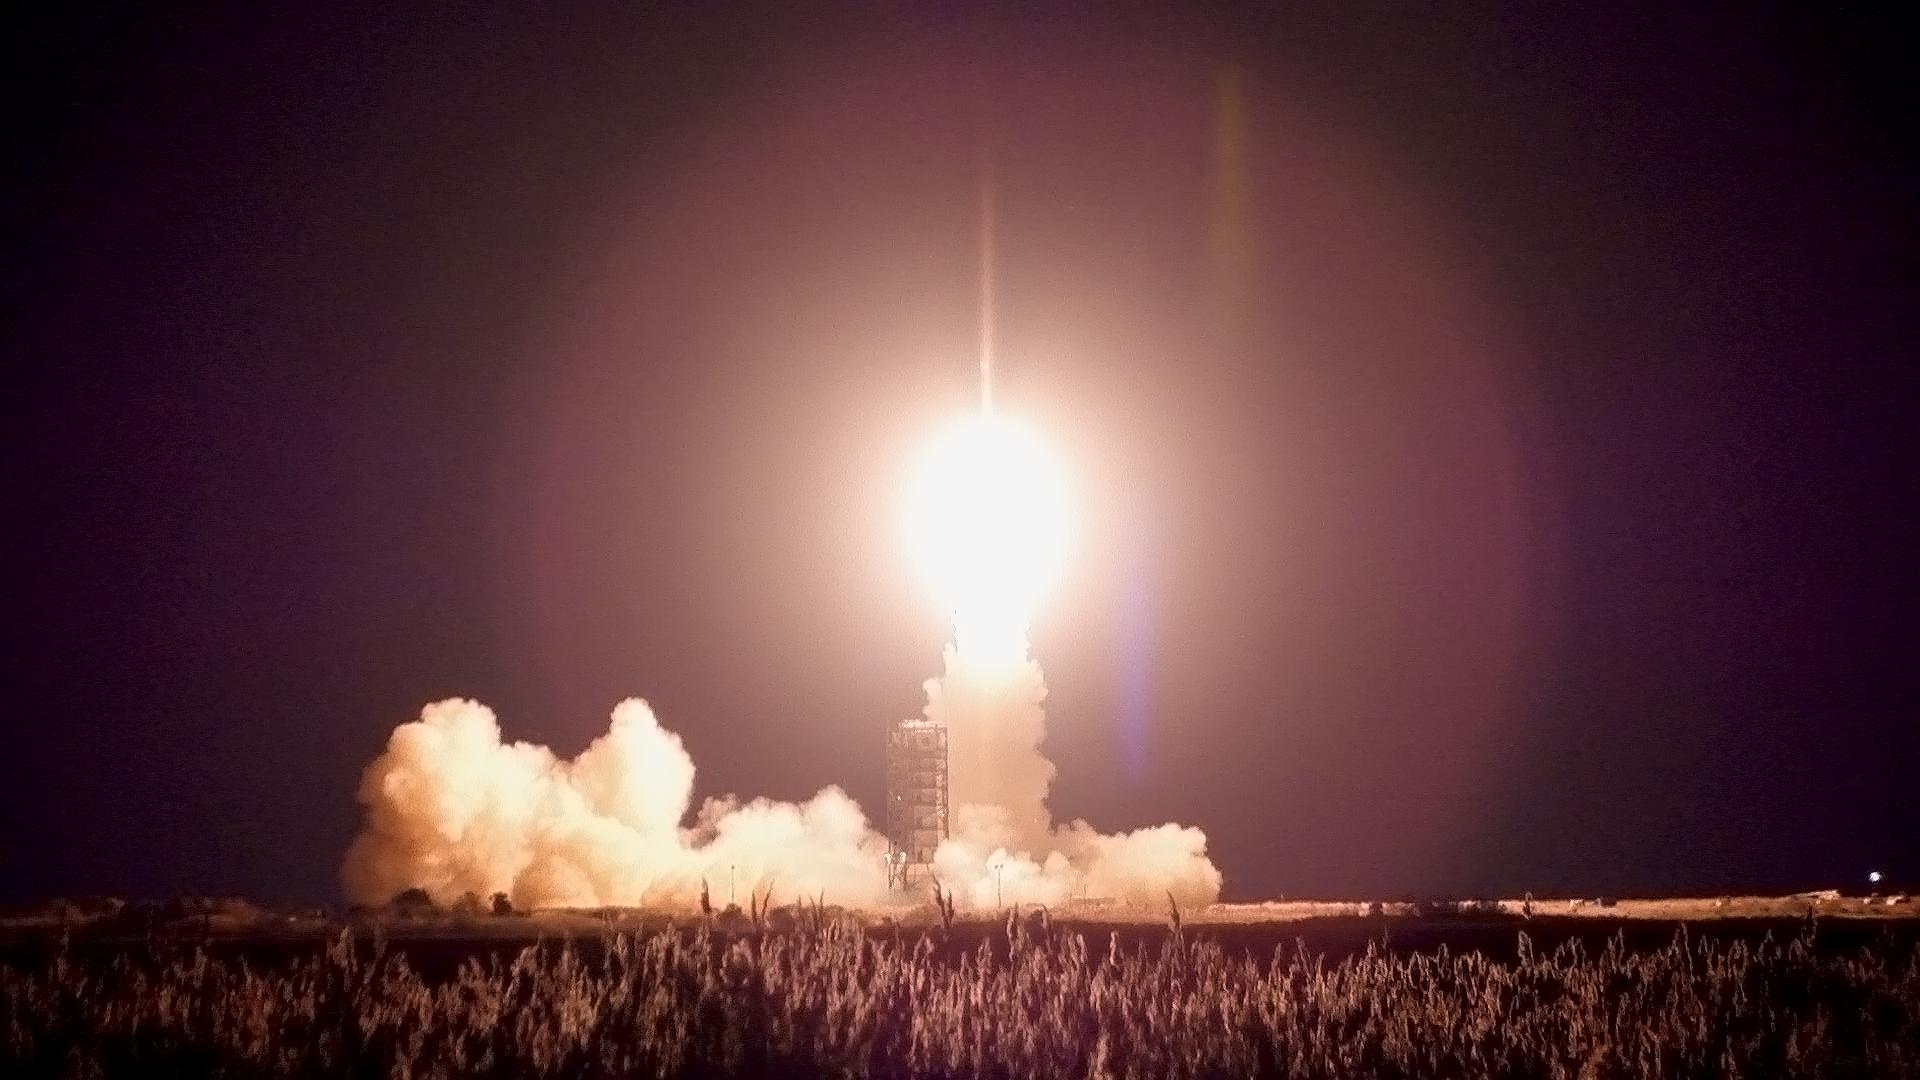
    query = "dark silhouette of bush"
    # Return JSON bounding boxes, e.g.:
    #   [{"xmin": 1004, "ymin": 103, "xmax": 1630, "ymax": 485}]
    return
[{"xmin": 386, "ymin": 887, "xmax": 436, "ymax": 917}]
